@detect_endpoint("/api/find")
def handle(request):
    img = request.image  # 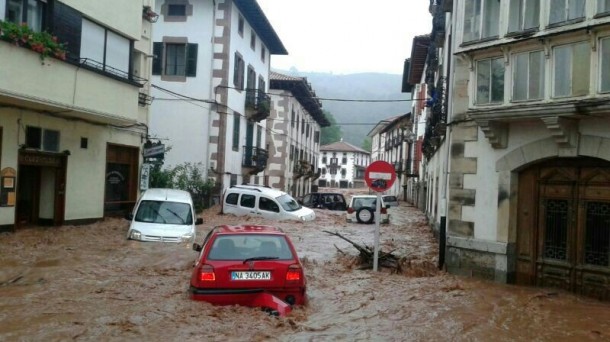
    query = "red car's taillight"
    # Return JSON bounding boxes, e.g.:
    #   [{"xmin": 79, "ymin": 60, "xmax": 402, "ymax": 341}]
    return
[
  {"xmin": 199, "ymin": 264, "xmax": 215, "ymax": 281},
  {"xmin": 347, "ymin": 207, "xmax": 354, "ymax": 214},
  {"xmin": 286, "ymin": 264, "xmax": 302, "ymax": 281}
]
